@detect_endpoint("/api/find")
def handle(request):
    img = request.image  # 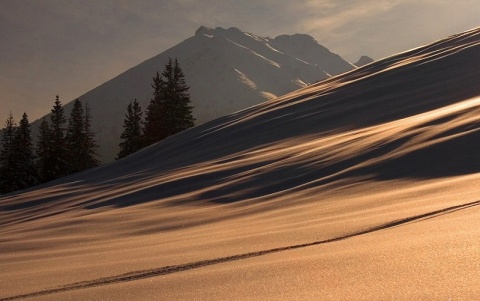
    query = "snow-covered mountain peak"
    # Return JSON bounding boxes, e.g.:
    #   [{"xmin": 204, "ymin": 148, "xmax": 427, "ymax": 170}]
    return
[
  {"xmin": 195, "ymin": 26, "xmax": 213, "ymax": 36},
  {"xmin": 274, "ymin": 33, "xmax": 318, "ymax": 45},
  {"xmin": 195, "ymin": 26, "xmax": 265, "ymax": 43},
  {"xmin": 29, "ymin": 26, "xmax": 357, "ymax": 162}
]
